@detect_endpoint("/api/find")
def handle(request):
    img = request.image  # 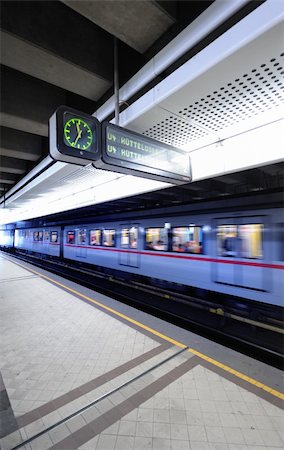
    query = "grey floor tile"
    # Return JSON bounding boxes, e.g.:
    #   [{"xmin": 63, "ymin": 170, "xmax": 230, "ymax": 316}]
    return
[
  {"xmin": 170, "ymin": 409, "xmax": 187, "ymax": 424},
  {"xmin": 208, "ymin": 444, "xmax": 229, "ymax": 450},
  {"xmin": 189, "ymin": 441, "xmax": 210, "ymax": 449},
  {"xmin": 241, "ymin": 428, "xmax": 265, "ymax": 446},
  {"xmin": 170, "ymin": 423, "xmax": 189, "ymax": 440},
  {"xmin": 202, "ymin": 412, "xmax": 222, "ymax": 427},
  {"xmin": 96, "ymin": 433, "xmax": 116, "ymax": 450},
  {"xmin": 171, "ymin": 439, "xmax": 191, "ymax": 450},
  {"xmin": 188, "ymin": 425, "xmax": 207, "ymax": 442},
  {"xmin": 152, "ymin": 437, "xmax": 171, "ymax": 449},
  {"xmin": 223, "ymin": 427, "xmax": 245, "ymax": 445},
  {"xmin": 154, "ymin": 408, "xmax": 170, "ymax": 423},
  {"xmin": 252, "ymin": 414, "xmax": 274, "ymax": 430},
  {"xmin": 118, "ymin": 419, "xmax": 136, "ymax": 436},
  {"xmin": 133, "ymin": 436, "xmax": 152, "ymax": 449},
  {"xmin": 115, "ymin": 435, "xmax": 134, "ymax": 449},
  {"xmin": 137, "ymin": 407, "xmax": 154, "ymax": 423},
  {"xmin": 258, "ymin": 428, "xmax": 284, "ymax": 447},
  {"xmin": 136, "ymin": 421, "xmax": 153, "ymax": 438},
  {"xmin": 205, "ymin": 426, "xmax": 227, "ymax": 444},
  {"xmin": 153, "ymin": 422, "xmax": 171, "ymax": 439},
  {"xmin": 186, "ymin": 411, "xmax": 203, "ymax": 425}
]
